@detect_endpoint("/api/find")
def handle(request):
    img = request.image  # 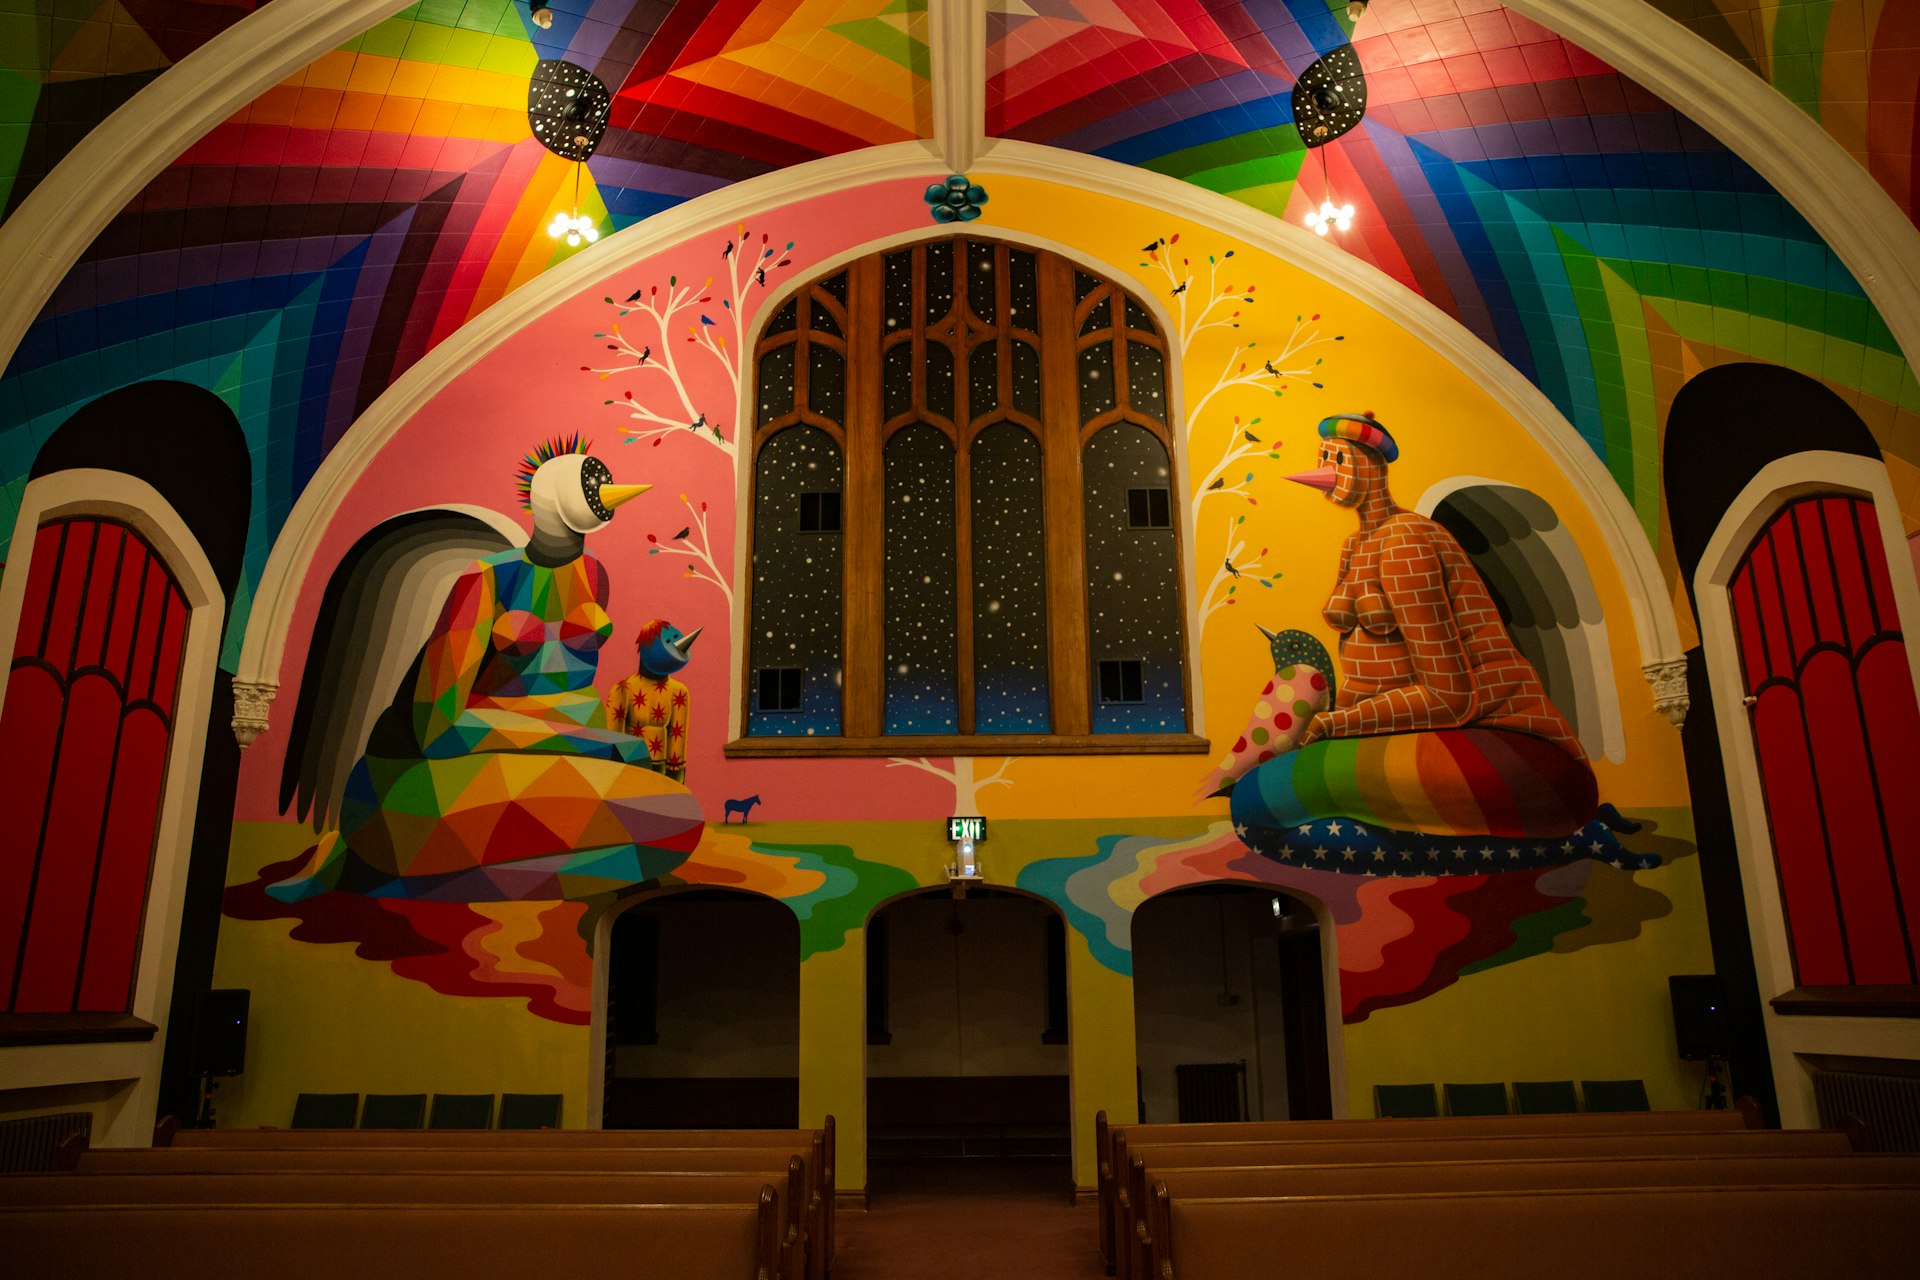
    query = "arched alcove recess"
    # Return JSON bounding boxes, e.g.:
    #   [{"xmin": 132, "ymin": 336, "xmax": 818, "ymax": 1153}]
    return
[
  {"xmin": 1131, "ymin": 883, "xmax": 1332, "ymax": 1123},
  {"xmin": 594, "ymin": 886, "xmax": 800, "ymax": 1130},
  {"xmin": 0, "ymin": 380, "xmax": 250, "ymax": 1138},
  {"xmin": 863, "ymin": 886, "xmax": 1072, "ymax": 1191},
  {"xmin": 1666, "ymin": 363, "xmax": 1902, "ymax": 1129}
]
